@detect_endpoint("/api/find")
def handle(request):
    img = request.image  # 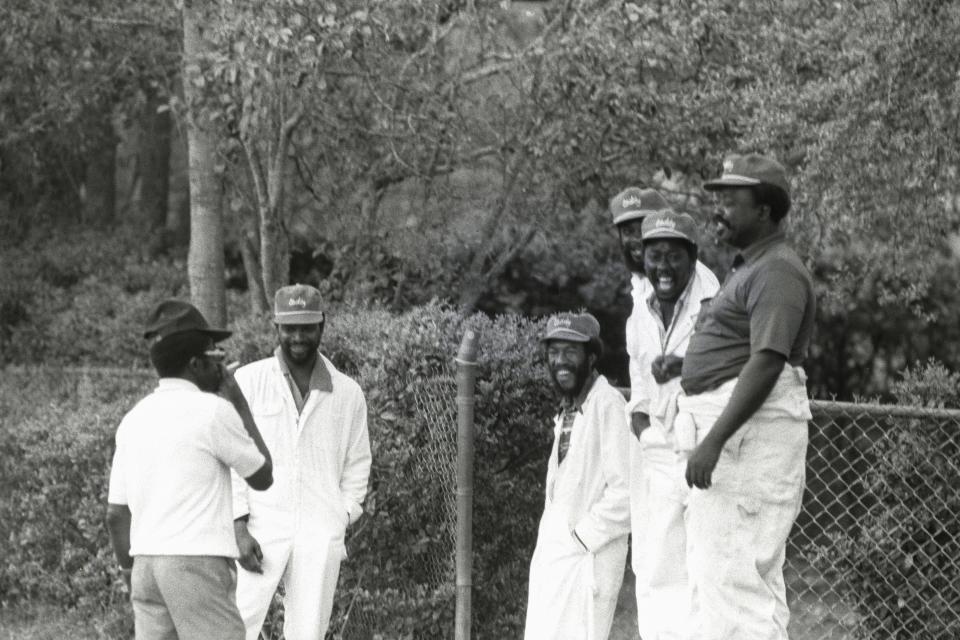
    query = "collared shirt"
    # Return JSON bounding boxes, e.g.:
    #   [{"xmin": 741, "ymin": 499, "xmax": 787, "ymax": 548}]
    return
[
  {"xmin": 274, "ymin": 346, "xmax": 332, "ymax": 414},
  {"xmin": 681, "ymin": 232, "xmax": 815, "ymax": 395},
  {"xmin": 107, "ymin": 378, "xmax": 265, "ymax": 557}
]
